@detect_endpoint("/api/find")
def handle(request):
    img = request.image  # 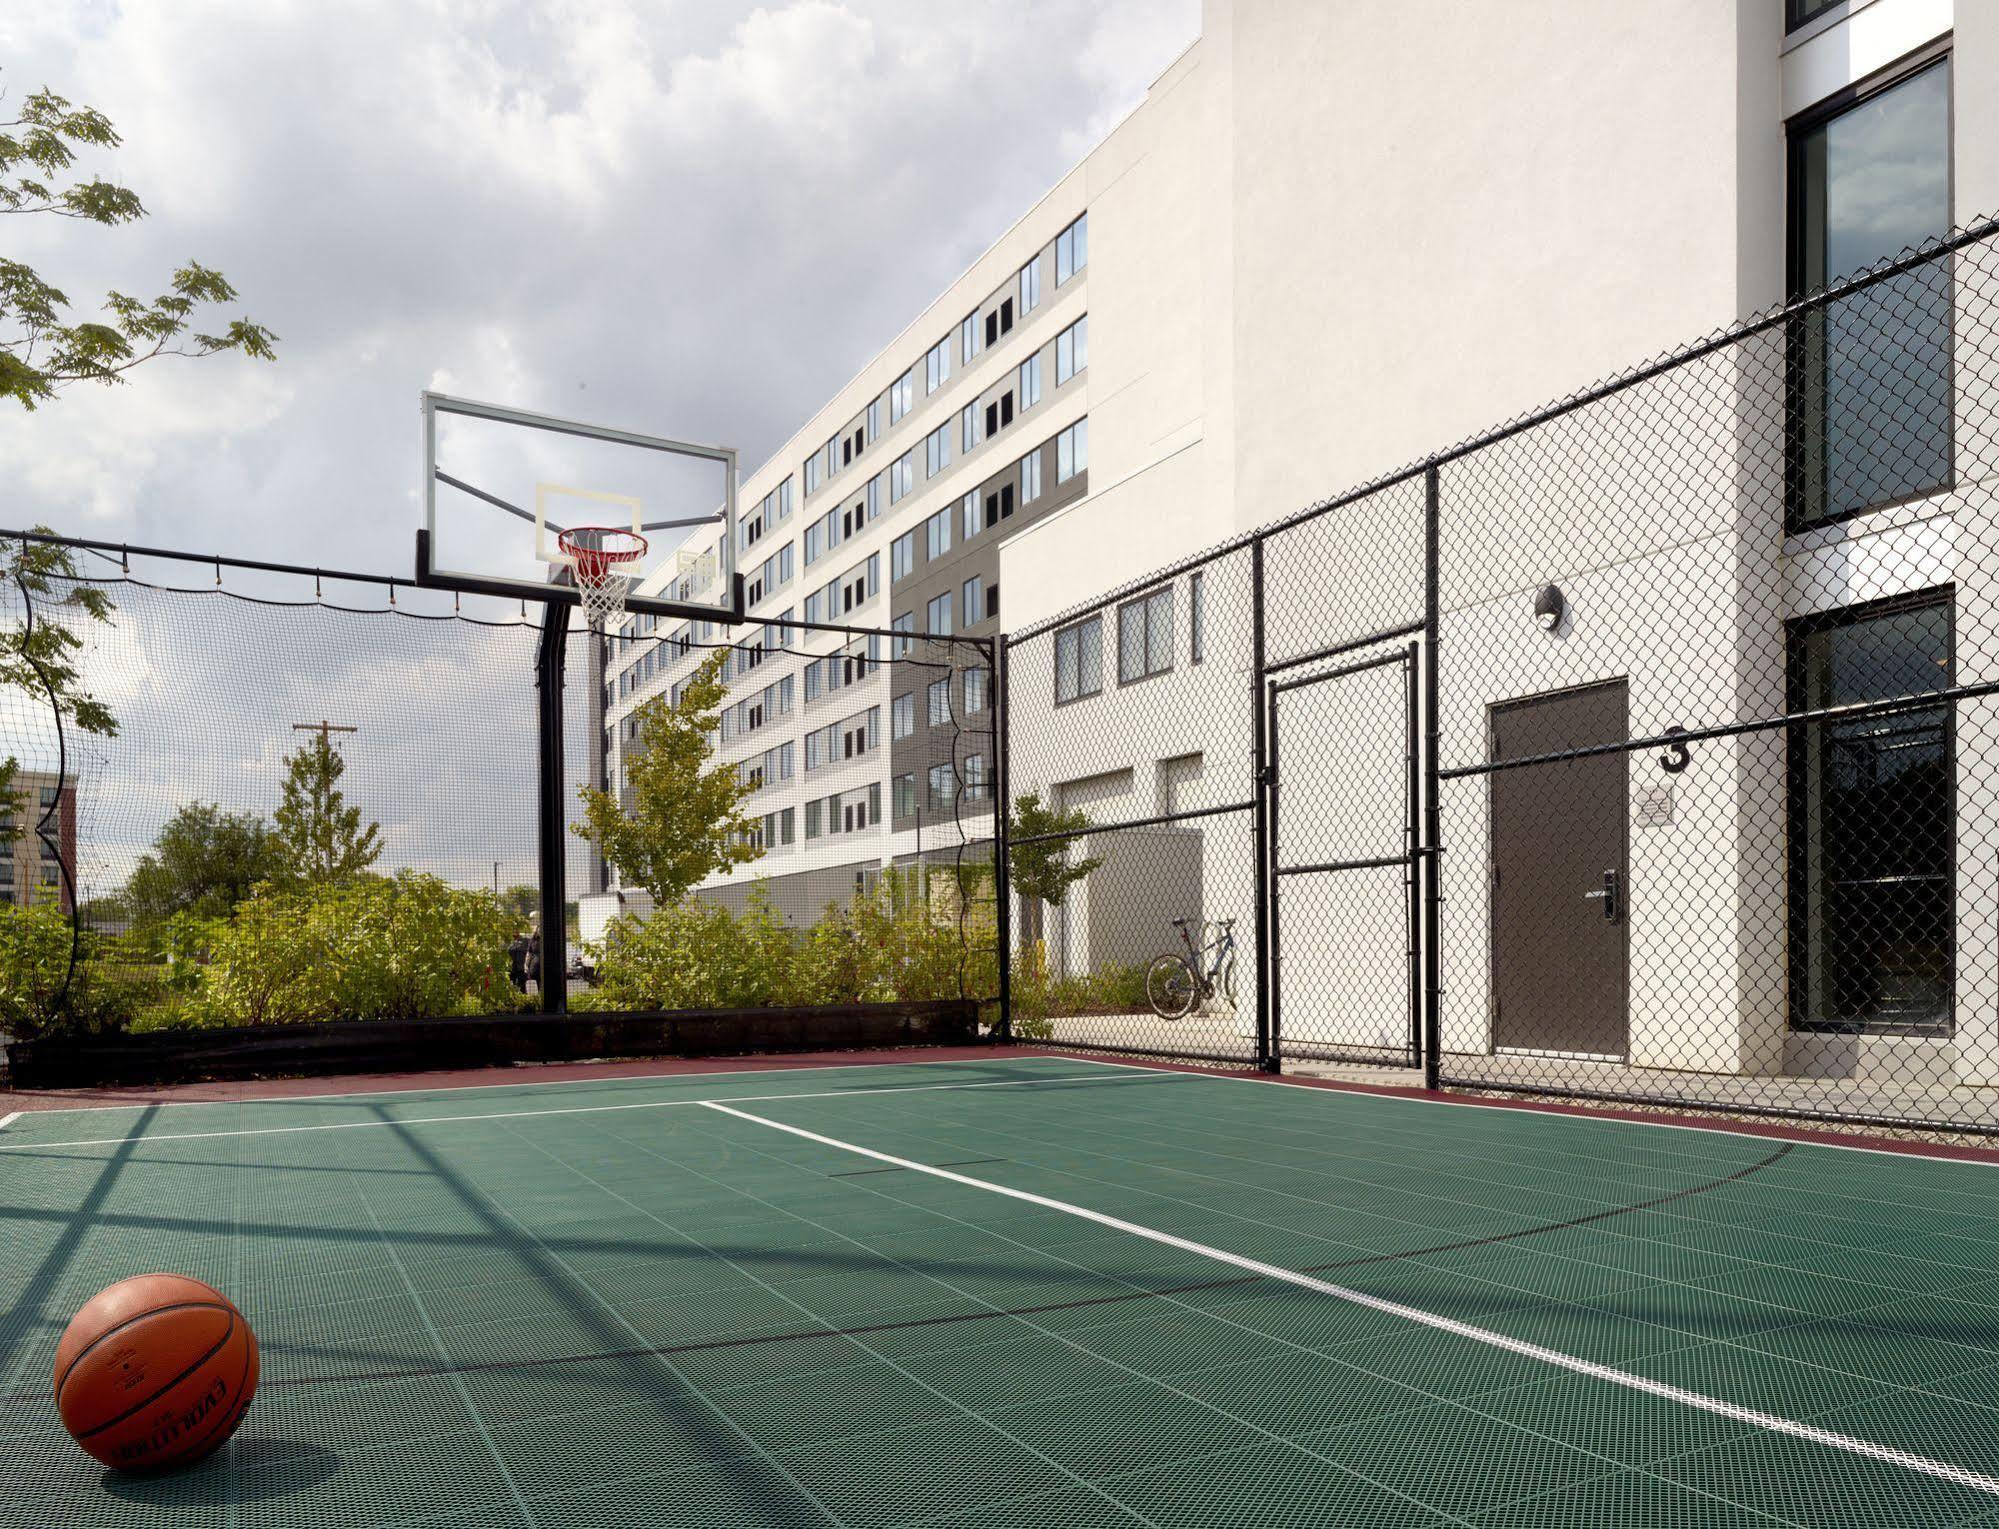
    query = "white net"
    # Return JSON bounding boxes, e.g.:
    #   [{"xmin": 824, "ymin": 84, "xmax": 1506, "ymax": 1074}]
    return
[{"xmin": 575, "ymin": 567, "xmax": 633, "ymax": 631}]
